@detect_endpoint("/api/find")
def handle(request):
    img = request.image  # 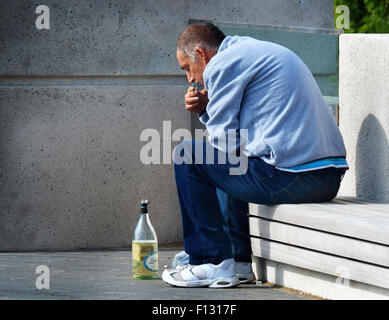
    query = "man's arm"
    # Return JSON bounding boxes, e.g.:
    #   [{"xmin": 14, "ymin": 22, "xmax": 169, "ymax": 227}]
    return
[{"xmin": 199, "ymin": 67, "xmax": 246, "ymax": 152}]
